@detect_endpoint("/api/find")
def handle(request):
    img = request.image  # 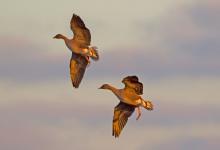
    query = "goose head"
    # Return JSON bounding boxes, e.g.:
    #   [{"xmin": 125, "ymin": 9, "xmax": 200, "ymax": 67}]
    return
[
  {"xmin": 99, "ymin": 84, "xmax": 111, "ymax": 90},
  {"xmin": 53, "ymin": 34, "xmax": 64, "ymax": 39}
]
